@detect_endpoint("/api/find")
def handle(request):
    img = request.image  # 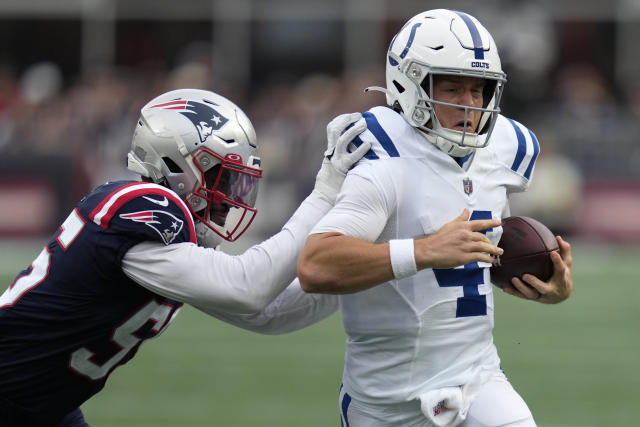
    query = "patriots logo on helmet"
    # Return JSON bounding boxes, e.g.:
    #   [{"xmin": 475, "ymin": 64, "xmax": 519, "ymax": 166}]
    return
[
  {"xmin": 150, "ymin": 99, "xmax": 229, "ymax": 143},
  {"xmin": 120, "ymin": 210, "xmax": 184, "ymax": 245}
]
